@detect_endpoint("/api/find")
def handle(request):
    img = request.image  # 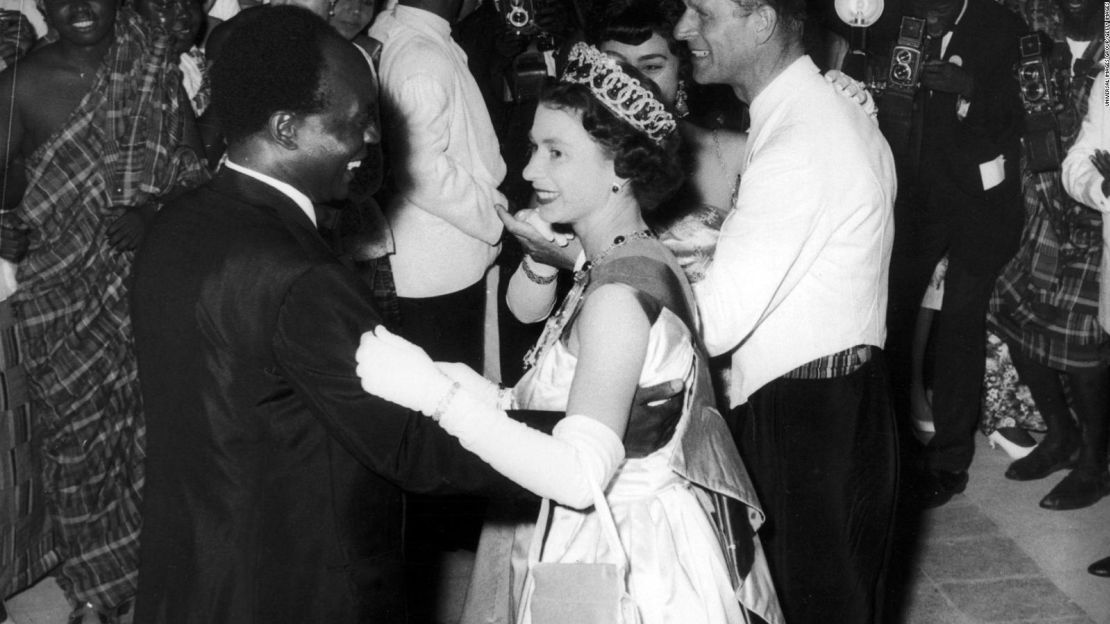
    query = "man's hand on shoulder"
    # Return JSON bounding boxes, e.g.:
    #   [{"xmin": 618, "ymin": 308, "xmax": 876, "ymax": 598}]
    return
[
  {"xmin": 624, "ymin": 378, "xmax": 684, "ymax": 458},
  {"xmin": 107, "ymin": 202, "xmax": 159, "ymax": 251}
]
